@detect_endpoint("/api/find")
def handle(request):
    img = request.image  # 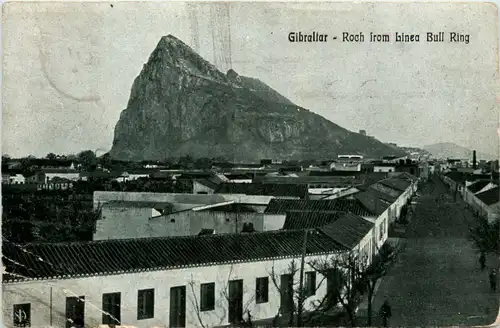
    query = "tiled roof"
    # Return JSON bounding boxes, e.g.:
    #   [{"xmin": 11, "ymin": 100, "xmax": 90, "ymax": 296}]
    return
[
  {"xmin": 369, "ymin": 183, "xmax": 401, "ymax": 199},
  {"xmin": 467, "ymin": 180, "xmax": 492, "ymax": 193},
  {"xmin": 255, "ymin": 176, "xmax": 363, "ymax": 186},
  {"xmin": 215, "ymin": 183, "xmax": 308, "ymax": 198},
  {"xmin": 378, "ymin": 178, "xmax": 411, "ymax": 192},
  {"xmin": 204, "ymin": 203, "xmax": 258, "ymax": 213},
  {"xmin": 283, "ymin": 211, "xmax": 345, "ymax": 230},
  {"xmin": 475, "ymin": 186, "xmax": 500, "ymax": 206},
  {"xmin": 354, "ymin": 190, "xmax": 393, "ymax": 215},
  {"xmin": 264, "ymin": 198, "xmax": 375, "ymax": 217},
  {"xmin": 195, "ymin": 179, "xmax": 220, "ymax": 190},
  {"xmin": 319, "ymin": 212, "xmax": 374, "ymax": 249},
  {"xmin": 308, "ymin": 171, "xmax": 363, "ymax": 177},
  {"xmin": 2, "ymin": 230, "xmax": 347, "ymax": 282}
]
